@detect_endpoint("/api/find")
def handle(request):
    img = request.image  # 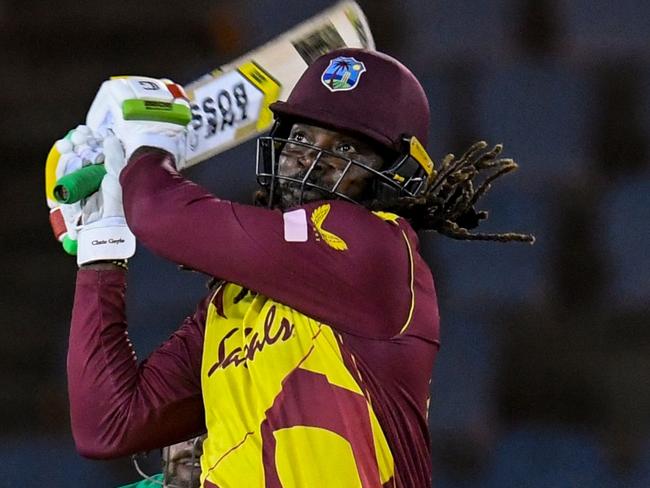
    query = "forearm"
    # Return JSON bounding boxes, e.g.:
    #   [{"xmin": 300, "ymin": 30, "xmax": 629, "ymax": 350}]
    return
[
  {"xmin": 68, "ymin": 269, "xmax": 205, "ymax": 458},
  {"xmin": 120, "ymin": 149, "xmax": 254, "ymax": 281}
]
